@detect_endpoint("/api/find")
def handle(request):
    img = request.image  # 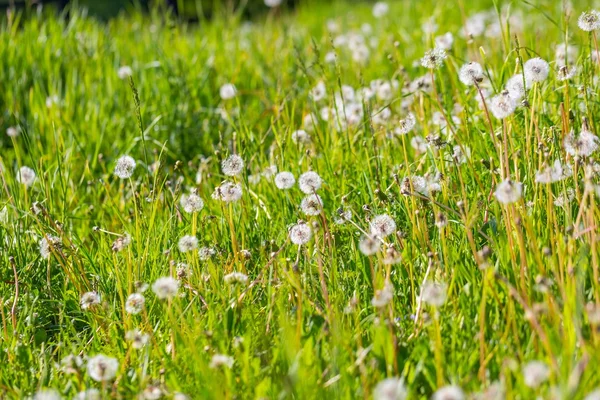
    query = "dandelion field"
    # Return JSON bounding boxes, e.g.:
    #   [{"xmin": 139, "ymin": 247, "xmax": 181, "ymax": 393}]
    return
[{"xmin": 3, "ymin": 0, "xmax": 600, "ymax": 398}]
